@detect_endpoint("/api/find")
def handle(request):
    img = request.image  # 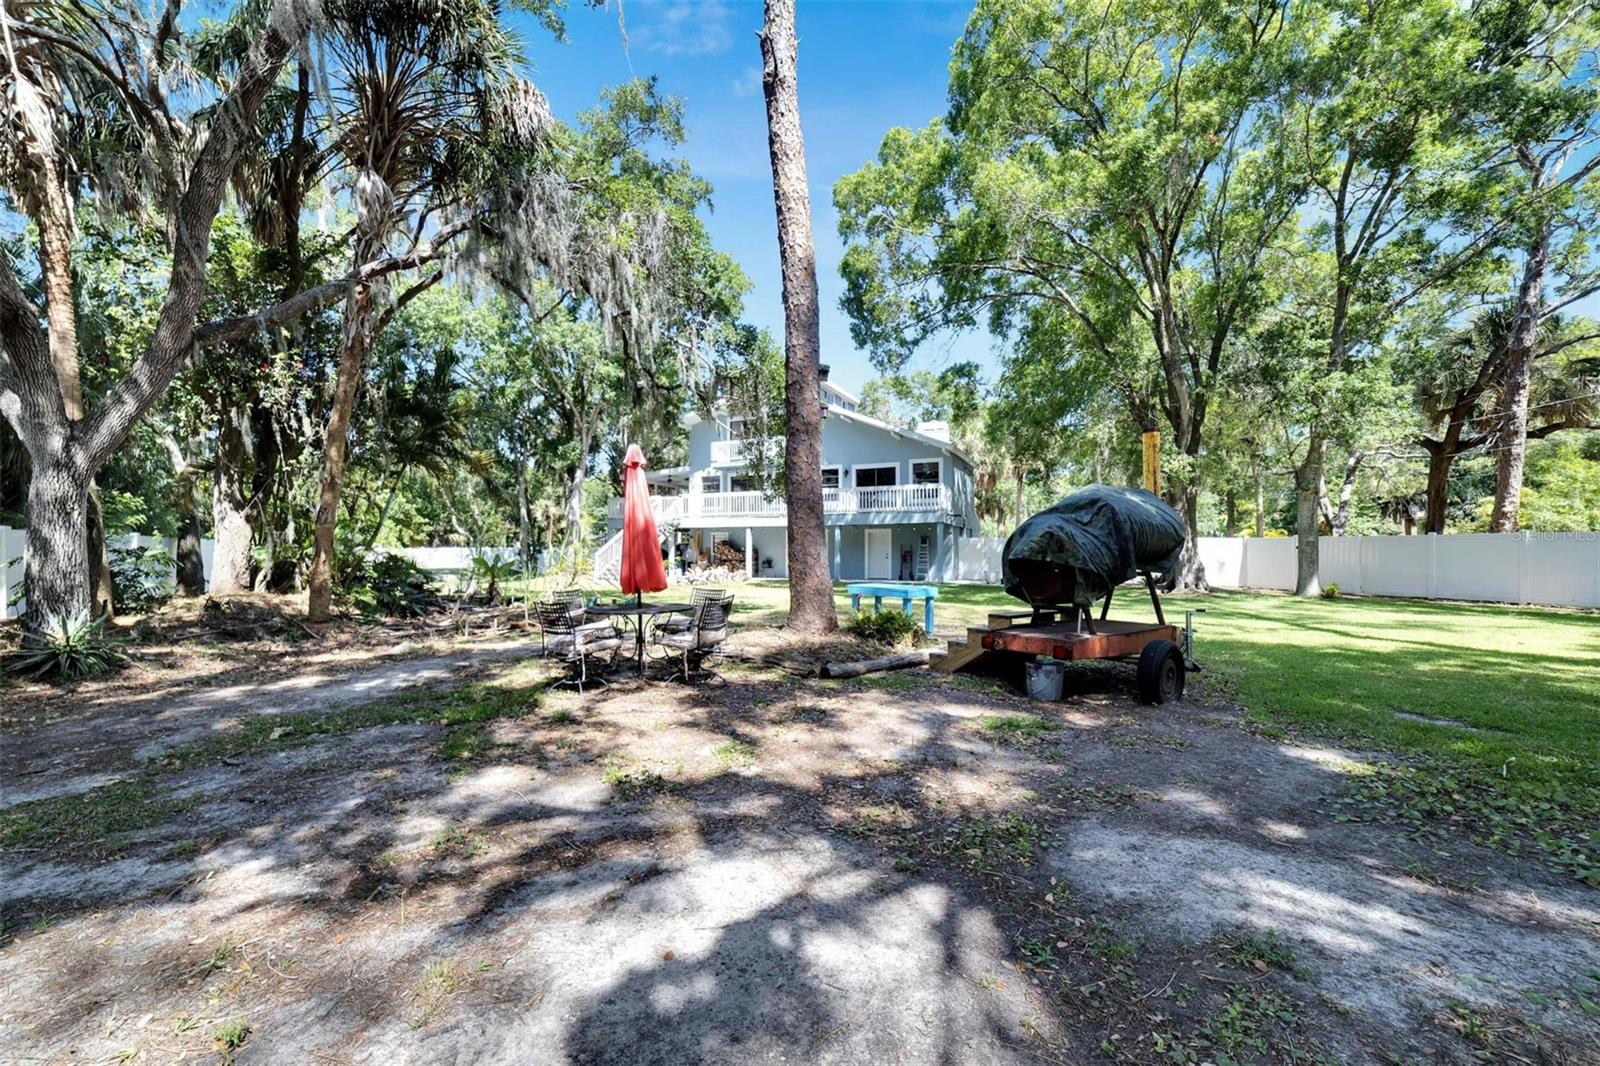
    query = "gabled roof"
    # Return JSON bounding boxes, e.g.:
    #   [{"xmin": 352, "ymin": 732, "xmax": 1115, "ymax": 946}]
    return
[
  {"xmin": 827, "ymin": 406, "xmax": 973, "ymax": 467},
  {"xmin": 682, "ymin": 401, "xmax": 973, "ymax": 468}
]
